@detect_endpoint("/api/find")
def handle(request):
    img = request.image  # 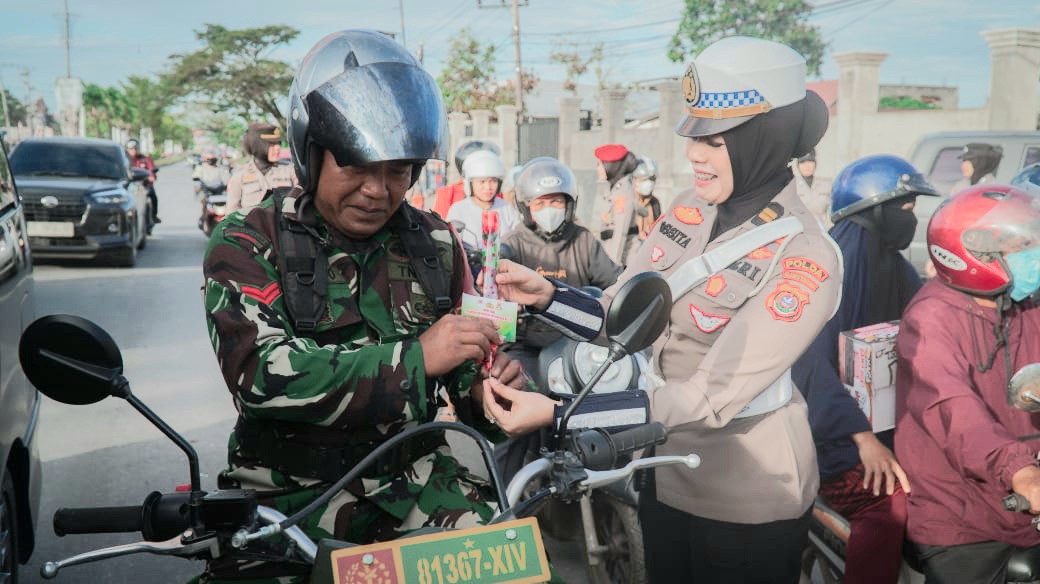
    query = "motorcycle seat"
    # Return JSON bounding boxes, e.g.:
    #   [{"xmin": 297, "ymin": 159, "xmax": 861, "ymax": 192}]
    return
[{"xmin": 1007, "ymin": 544, "xmax": 1040, "ymax": 583}]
